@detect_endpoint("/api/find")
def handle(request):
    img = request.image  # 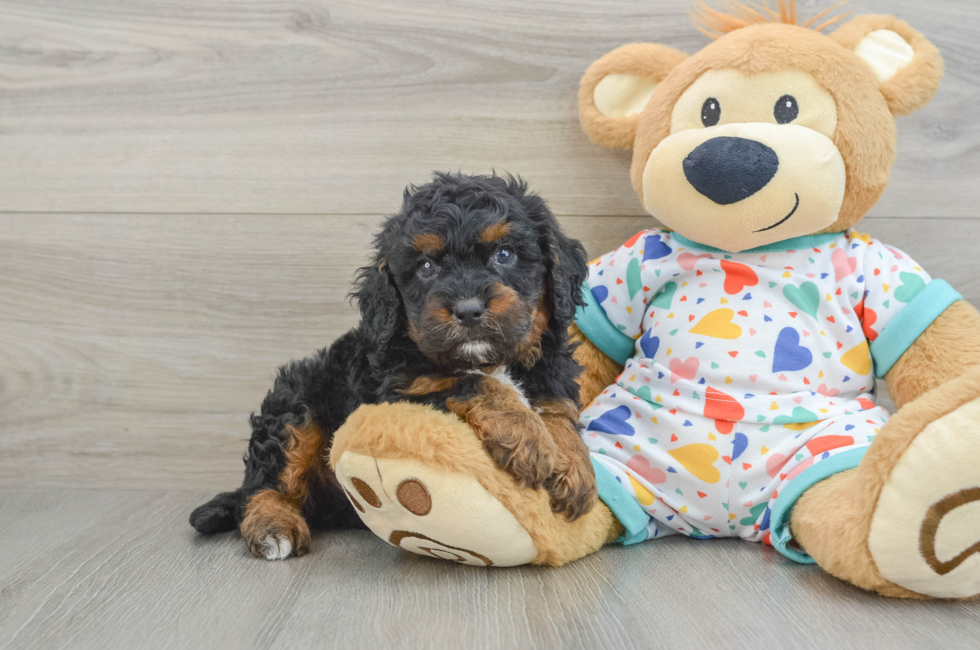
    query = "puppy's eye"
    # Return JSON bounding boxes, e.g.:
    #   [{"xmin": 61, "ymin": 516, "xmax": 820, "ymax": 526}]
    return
[
  {"xmin": 494, "ymin": 248, "xmax": 516, "ymax": 266},
  {"xmin": 701, "ymin": 97, "xmax": 720, "ymax": 127},
  {"xmin": 774, "ymin": 95, "xmax": 799, "ymax": 124},
  {"xmin": 417, "ymin": 259, "xmax": 438, "ymax": 279}
]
